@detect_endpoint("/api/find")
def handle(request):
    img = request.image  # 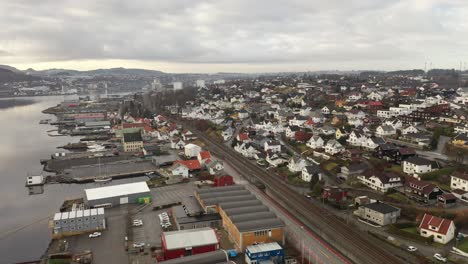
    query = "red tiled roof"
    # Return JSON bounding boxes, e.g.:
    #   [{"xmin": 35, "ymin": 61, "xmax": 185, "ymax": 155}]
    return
[
  {"xmin": 173, "ymin": 160, "xmax": 201, "ymax": 170},
  {"xmin": 369, "ymin": 101, "xmax": 383, "ymax": 106},
  {"xmin": 238, "ymin": 133, "xmax": 249, "ymax": 141},
  {"xmin": 419, "ymin": 213, "xmax": 453, "ymax": 235},
  {"xmin": 294, "ymin": 131, "xmax": 312, "ymax": 142},
  {"xmin": 199, "ymin": 151, "xmax": 211, "ymax": 160}
]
